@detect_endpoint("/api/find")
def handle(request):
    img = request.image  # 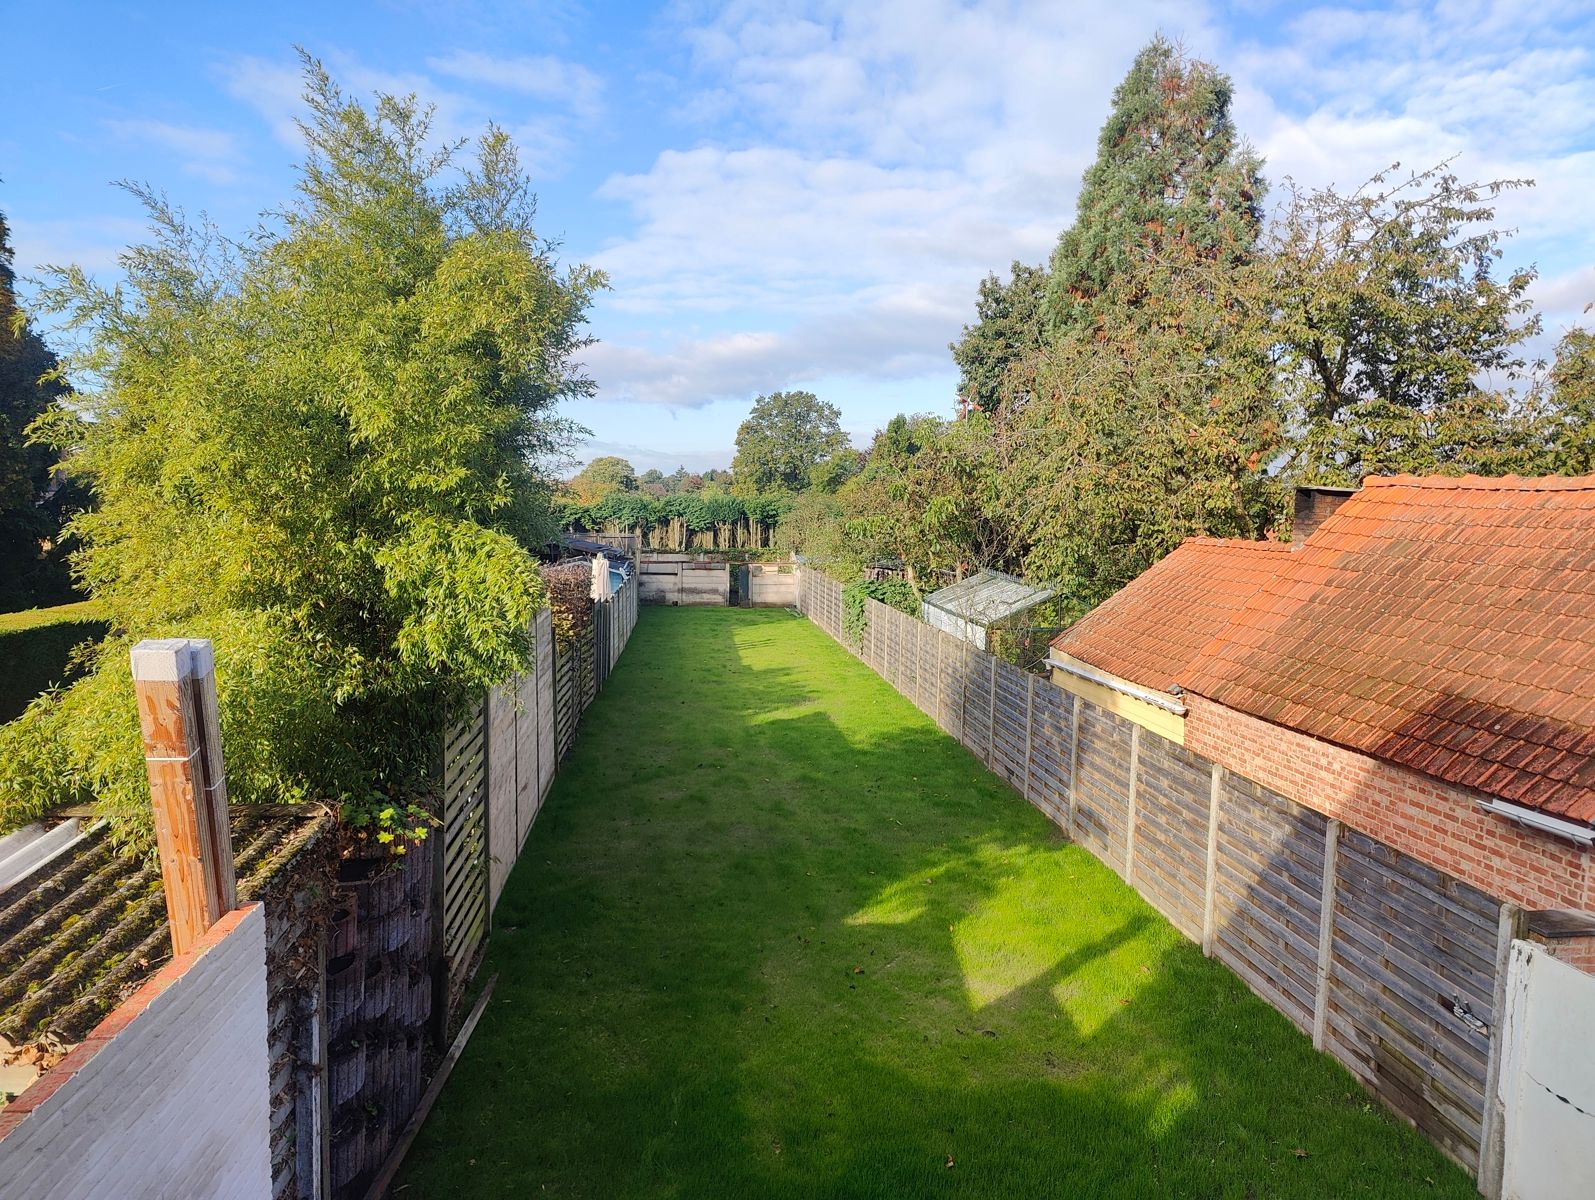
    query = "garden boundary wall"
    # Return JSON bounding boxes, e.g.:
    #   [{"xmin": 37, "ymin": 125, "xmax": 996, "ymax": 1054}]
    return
[
  {"xmin": 638, "ymin": 555, "xmax": 730, "ymax": 606},
  {"xmin": 798, "ymin": 569, "xmax": 1522, "ymax": 1191},
  {"xmin": 0, "ymin": 905, "xmax": 271, "ymax": 1199}
]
